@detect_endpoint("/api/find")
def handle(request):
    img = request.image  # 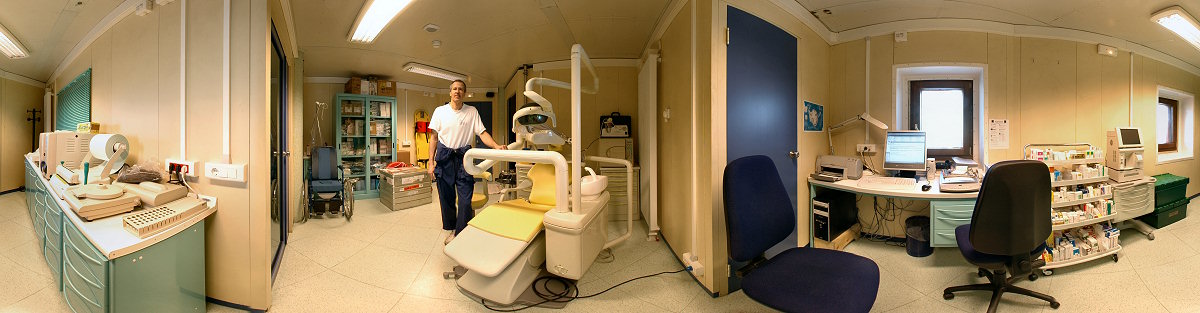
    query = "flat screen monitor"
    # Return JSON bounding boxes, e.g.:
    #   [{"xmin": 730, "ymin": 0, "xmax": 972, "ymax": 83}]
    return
[
  {"xmin": 1116, "ymin": 127, "xmax": 1141, "ymax": 147},
  {"xmin": 885, "ymin": 131, "xmax": 927, "ymax": 171}
]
